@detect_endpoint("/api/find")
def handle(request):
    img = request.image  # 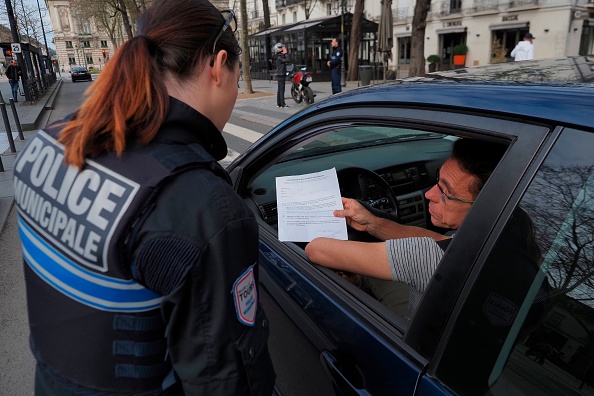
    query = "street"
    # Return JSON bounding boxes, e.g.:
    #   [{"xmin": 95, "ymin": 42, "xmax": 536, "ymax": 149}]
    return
[{"xmin": 0, "ymin": 75, "xmax": 346, "ymax": 394}]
